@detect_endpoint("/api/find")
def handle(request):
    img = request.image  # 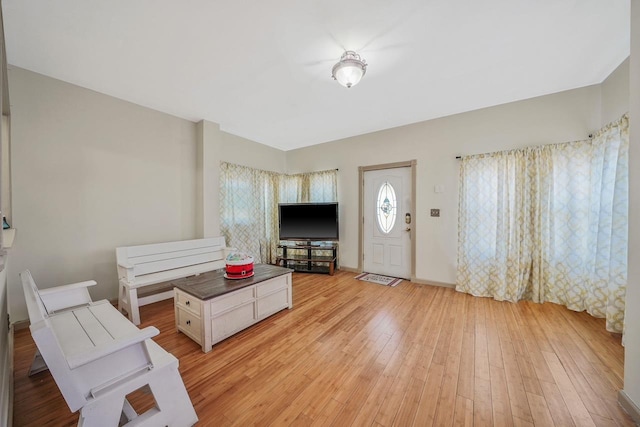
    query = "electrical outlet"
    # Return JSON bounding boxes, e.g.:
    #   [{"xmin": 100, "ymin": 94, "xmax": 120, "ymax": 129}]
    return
[{"xmin": 430, "ymin": 209, "xmax": 440, "ymax": 217}]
